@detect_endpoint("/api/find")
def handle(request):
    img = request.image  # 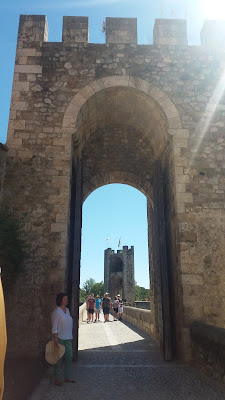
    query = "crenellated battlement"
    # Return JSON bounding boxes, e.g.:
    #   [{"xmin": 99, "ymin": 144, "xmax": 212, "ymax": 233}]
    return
[{"xmin": 18, "ymin": 14, "xmax": 225, "ymax": 47}]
